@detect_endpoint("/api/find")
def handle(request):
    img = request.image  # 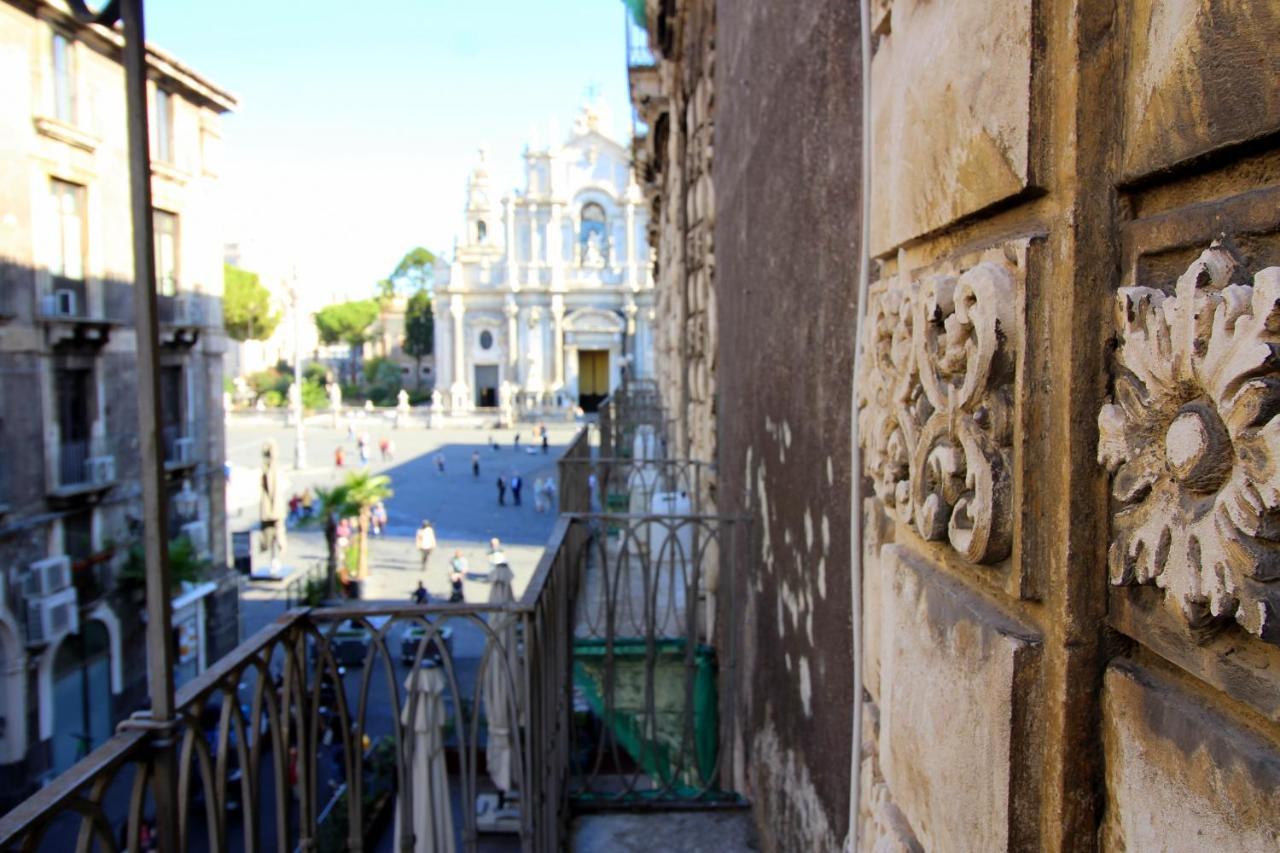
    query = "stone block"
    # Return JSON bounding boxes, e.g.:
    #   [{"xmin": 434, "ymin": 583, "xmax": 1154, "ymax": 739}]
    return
[
  {"xmin": 878, "ymin": 544, "xmax": 1041, "ymax": 850},
  {"xmin": 861, "ymin": 498, "xmax": 893, "ymax": 702},
  {"xmin": 1121, "ymin": 1, "xmax": 1280, "ymax": 182},
  {"xmin": 1102, "ymin": 661, "xmax": 1280, "ymax": 851},
  {"xmin": 869, "ymin": 0, "xmax": 1032, "ymax": 255}
]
